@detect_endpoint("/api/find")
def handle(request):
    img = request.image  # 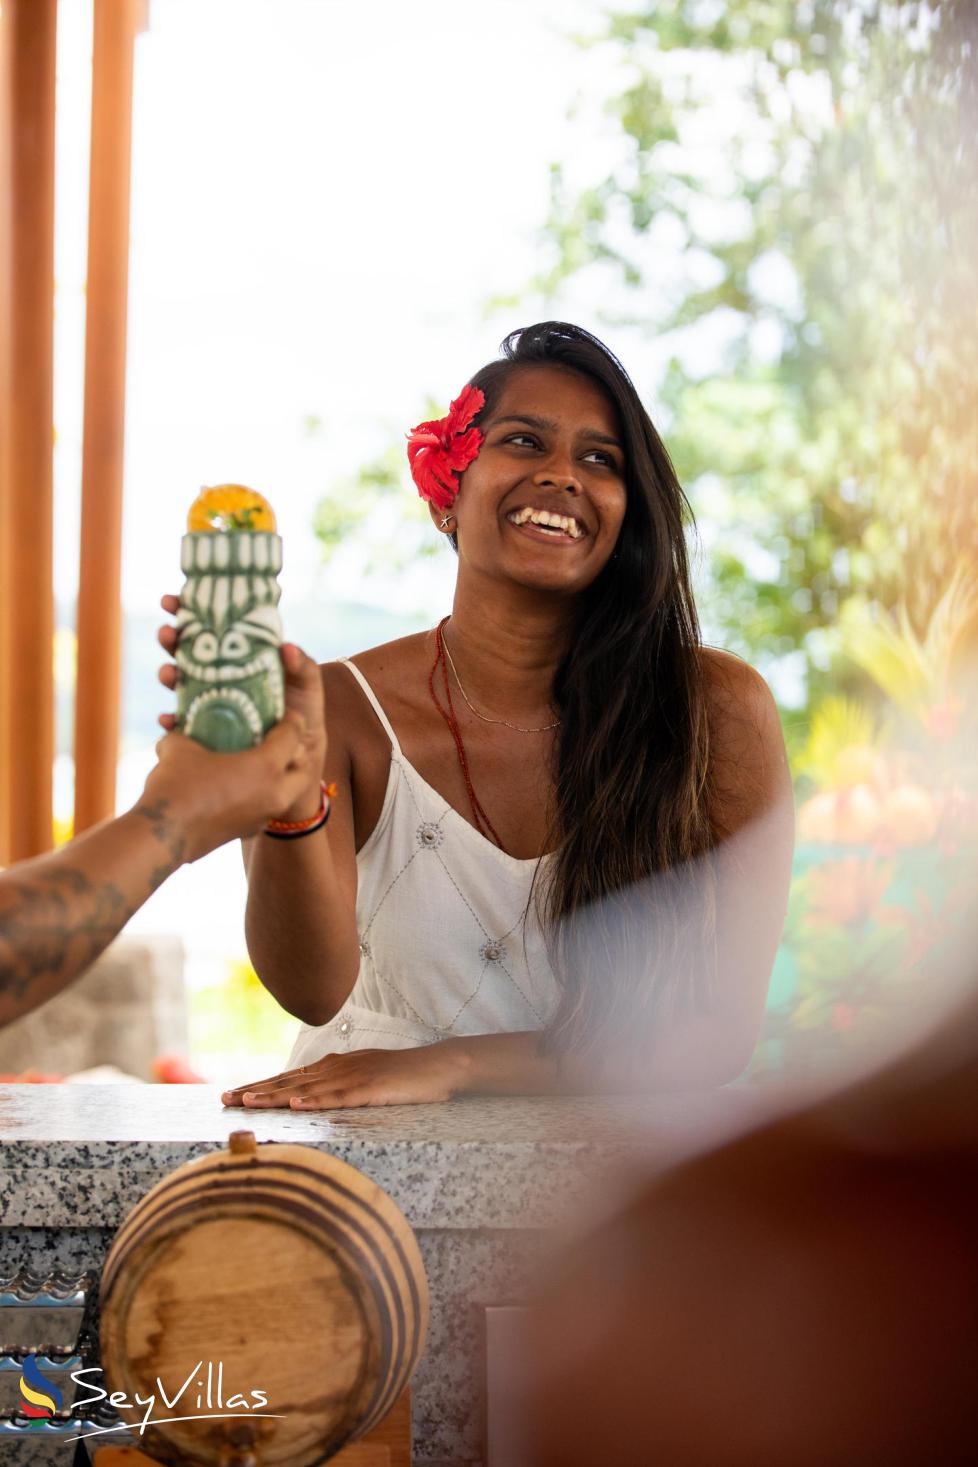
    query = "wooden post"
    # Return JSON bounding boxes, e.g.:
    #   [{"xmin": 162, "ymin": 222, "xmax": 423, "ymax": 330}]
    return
[
  {"xmin": 0, "ymin": 0, "xmax": 10, "ymax": 866},
  {"xmin": 73, "ymin": 0, "xmax": 143, "ymax": 833},
  {"xmin": 0, "ymin": 0, "xmax": 57, "ymax": 864}
]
